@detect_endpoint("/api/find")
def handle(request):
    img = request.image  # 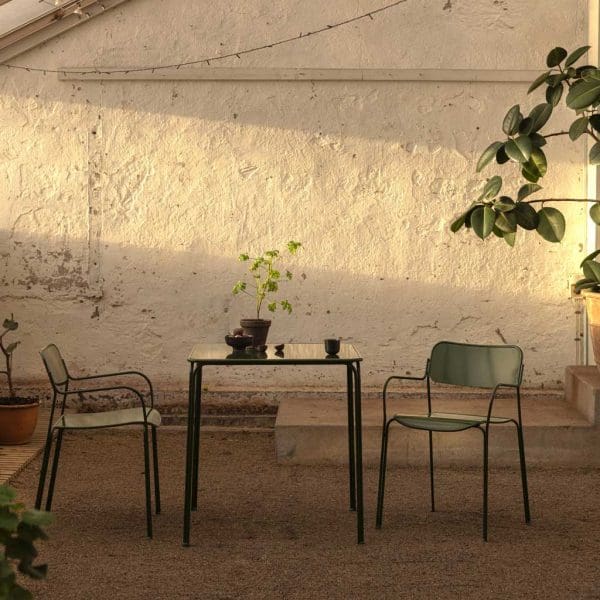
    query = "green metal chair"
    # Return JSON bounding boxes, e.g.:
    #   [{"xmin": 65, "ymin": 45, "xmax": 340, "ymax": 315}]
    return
[
  {"xmin": 376, "ymin": 341, "xmax": 530, "ymax": 541},
  {"xmin": 36, "ymin": 344, "xmax": 161, "ymax": 538}
]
